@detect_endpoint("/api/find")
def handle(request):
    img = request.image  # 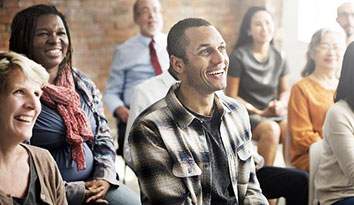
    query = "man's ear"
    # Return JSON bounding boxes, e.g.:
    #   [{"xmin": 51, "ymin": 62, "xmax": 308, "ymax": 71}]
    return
[{"xmin": 170, "ymin": 55, "xmax": 184, "ymax": 74}]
